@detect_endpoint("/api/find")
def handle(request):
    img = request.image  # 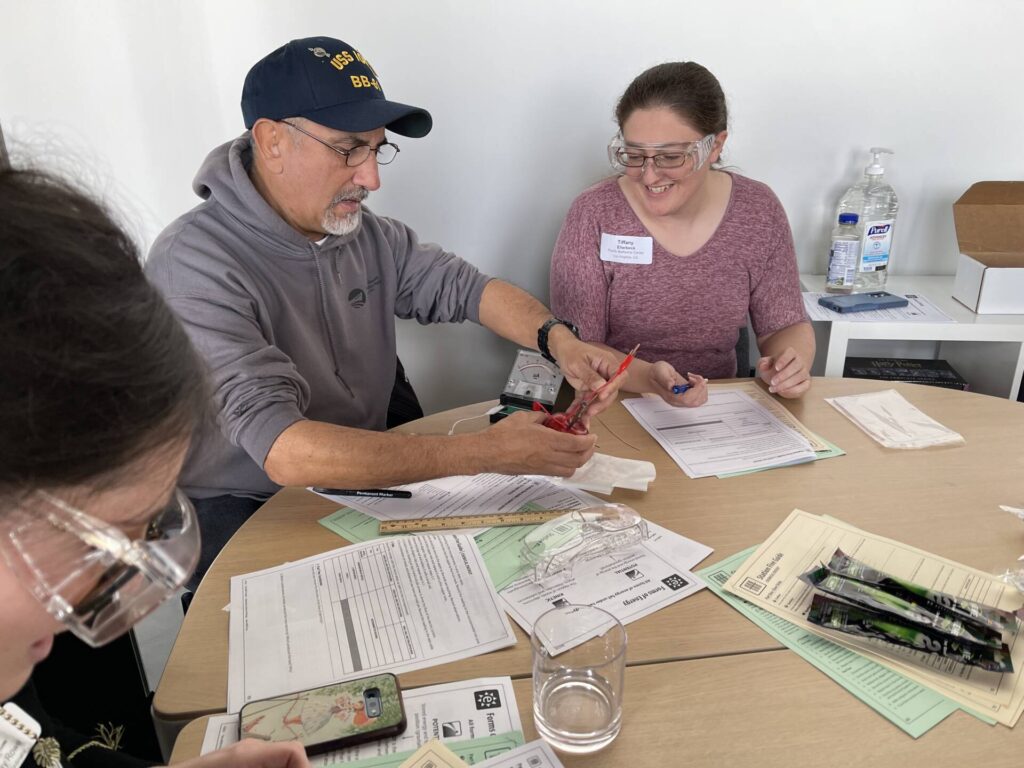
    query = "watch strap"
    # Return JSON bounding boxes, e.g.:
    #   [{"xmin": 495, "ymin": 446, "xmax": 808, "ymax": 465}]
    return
[{"xmin": 537, "ymin": 318, "xmax": 579, "ymax": 364}]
